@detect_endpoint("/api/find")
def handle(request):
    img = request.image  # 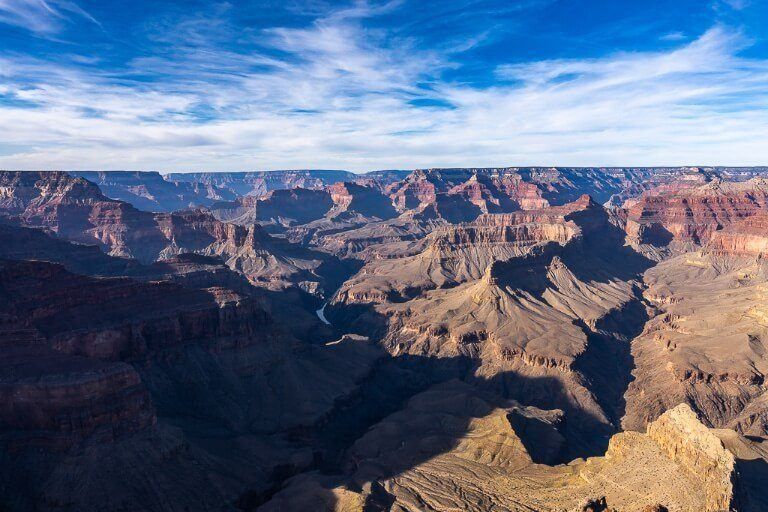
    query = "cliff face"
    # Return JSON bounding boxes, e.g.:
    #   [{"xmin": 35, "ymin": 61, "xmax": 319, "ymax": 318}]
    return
[
  {"xmin": 70, "ymin": 171, "xmax": 236, "ymax": 212},
  {"xmin": 333, "ymin": 195, "xmax": 605, "ymax": 307},
  {"xmin": 1, "ymin": 259, "xmax": 269, "ymax": 361},
  {"xmin": 644, "ymin": 404, "xmax": 736, "ymax": 511},
  {"xmin": 625, "ymin": 178, "xmax": 768, "ymax": 250},
  {"xmin": 327, "ymin": 182, "xmax": 398, "ymax": 220},
  {"xmin": 166, "ymin": 170, "xmax": 358, "ymax": 196},
  {"xmin": 329, "ymin": 196, "xmax": 651, "ymax": 454},
  {"xmin": 707, "ymin": 212, "xmax": 768, "ymax": 259},
  {"xmin": 384, "ymin": 167, "xmax": 747, "ymax": 220},
  {"xmin": 210, "ymin": 188, "xmax": 335, "ymax": 226},
  {"xmin": 387, "ymin": 168, "xmax": 550, "ymax": 219},
  {"xmin": 0, "ymin": 329, "xmax": 155, "ymax": 452},
  {"xmin": 0, "ymin": 171, "xmax": 348, "ymax": 294},
  {"xmin": 0, "ymin": 257, "xmax": 382, "ymax": 510},
  {"xmin": 262, "ymin": 386, "xmax": 745, "ymax": 512}
]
